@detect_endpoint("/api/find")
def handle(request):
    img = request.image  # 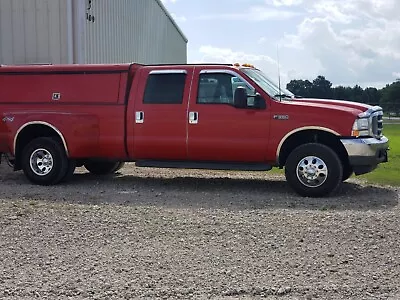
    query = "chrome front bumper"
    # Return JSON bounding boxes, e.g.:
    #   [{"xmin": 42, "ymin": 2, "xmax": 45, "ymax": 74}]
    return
[{"xmin": 340, "ymin": 136, "xmax": 389, "ymax": 175}]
